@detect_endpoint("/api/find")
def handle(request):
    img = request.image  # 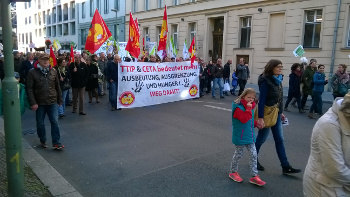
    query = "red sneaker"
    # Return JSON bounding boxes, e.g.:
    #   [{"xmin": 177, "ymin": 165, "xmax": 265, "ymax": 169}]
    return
[
  {"xmin": 53, "ymin": 144, "xmax": 65, "ymax": 150},
  {"xmin": 249, "ymin": 175, "xmax": 266, "ymax": 186},
  {"xmin": 229, "ymin": 172, "xmax": 243, "ymax": 182}
]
